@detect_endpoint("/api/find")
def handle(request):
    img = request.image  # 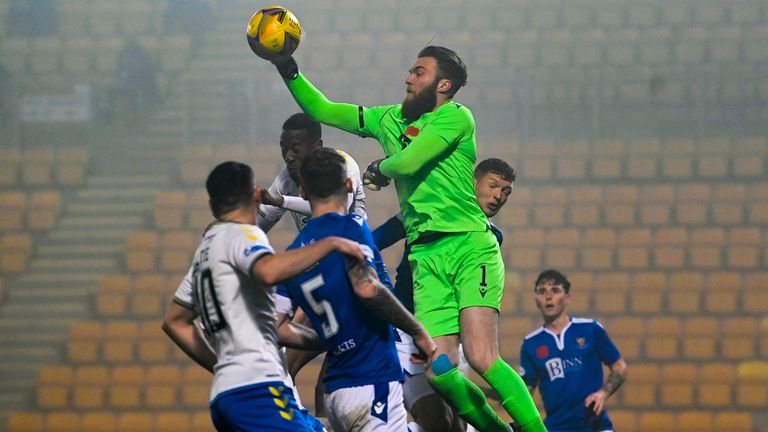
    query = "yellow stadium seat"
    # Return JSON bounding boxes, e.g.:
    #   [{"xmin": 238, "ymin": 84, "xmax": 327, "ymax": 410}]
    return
[
  {"xmin": 638, "ymin": 411, "xmax": 676, "ymax": 432},
  {"xmin": 45, "ymin": 411, "xmax": 82, "ymax": 432},
  {"xmin": 645, "ymin": 337, "xmax": 679, "ymax": 360},
  {"xmin": 580, "ymin": 246, "xmax": 613, "ymax": 270},
  {"xmin": 156, "ymin": 411, "xmax": 191, "ymax": 432},
  {"xmin": 698, "ymin": 382, "xmax": 732, "ymax": 407},
  {"xmin": 81, "ymin": 412, "xmax": 118, "ymax": 432},
  {"xmin": 6, "ymin": 412, "xmax": 44, "ymax": 432},
  {"xmin": 661, "ymin": 382, "xmax": 694, "ymax": 407},
  {"xmin": 713, "ymin": 412, "xmax": 752, "ymax": 431},
  {"xmin": 0, "ymin": 191, "xmax": 26, "ymax": 230},
  {"xmin": 36, "ymin": 365, "xmax": 74, "ymax": 408},
  {"xmin": 117, "ymin": 412, "xmax": 153, "ymax": 432},
  {"xmin": 191, "ymin": 410, "xmax": 216, "ymax": 432},
  {"xmin": 676, "ymin": 411, "xmax": 713, "ymax": 432}
]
